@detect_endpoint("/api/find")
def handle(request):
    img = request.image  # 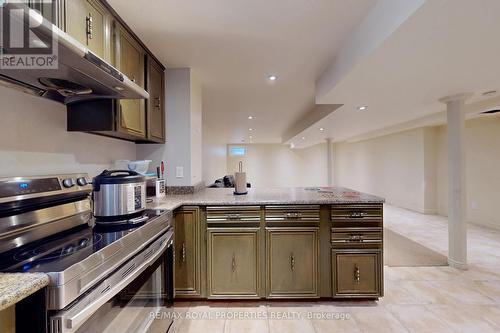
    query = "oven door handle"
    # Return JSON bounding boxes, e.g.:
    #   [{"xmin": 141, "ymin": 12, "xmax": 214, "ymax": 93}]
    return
[{"xmin": 61, "ymin": 230, "xmax": 173, "ymax": 332}]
